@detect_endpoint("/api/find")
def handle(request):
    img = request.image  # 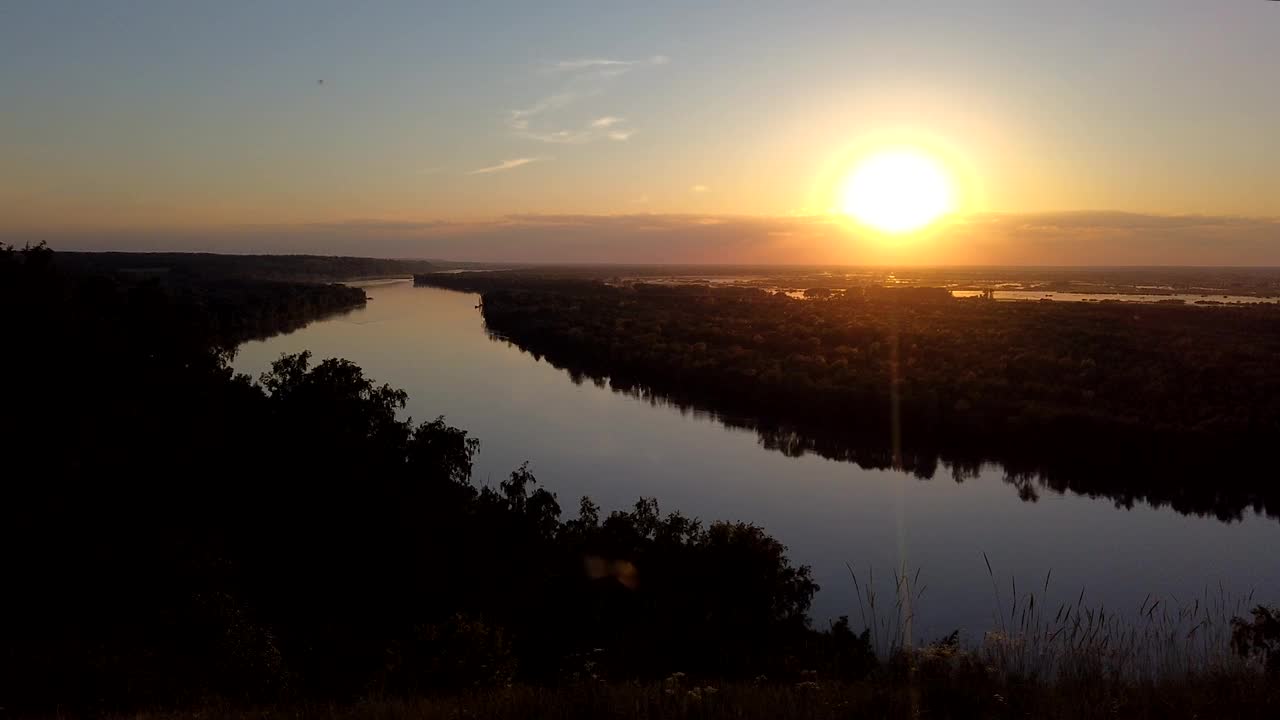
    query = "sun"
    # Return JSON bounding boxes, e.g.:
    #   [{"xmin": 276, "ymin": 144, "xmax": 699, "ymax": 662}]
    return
[{"xmin": 838, "ymin": 148, "xmax": 956, "ymax": 233}]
